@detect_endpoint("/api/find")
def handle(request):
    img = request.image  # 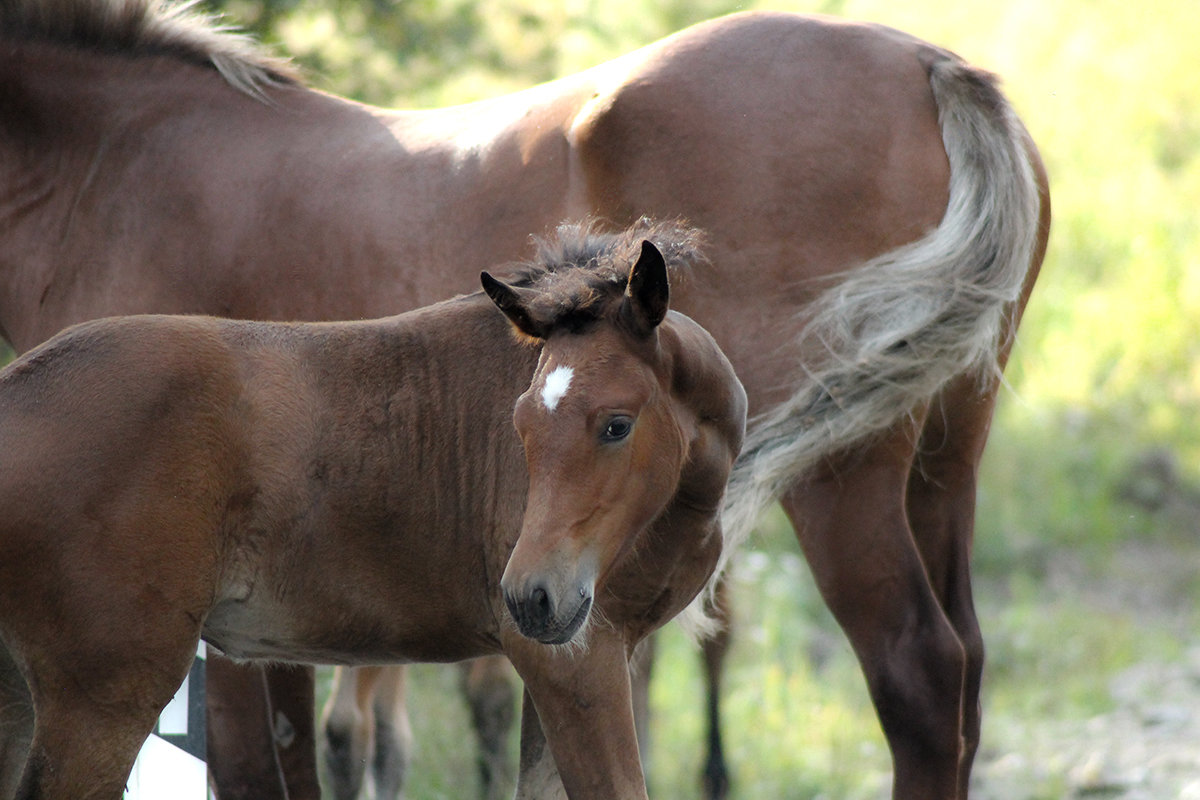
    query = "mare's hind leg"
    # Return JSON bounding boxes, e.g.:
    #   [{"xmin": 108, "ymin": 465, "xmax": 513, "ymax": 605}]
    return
[
  {"xmin": 0, "ymin": 638, "xmax": 33, "ymax": 800},
  {"xmin": 782, "ymin": 421, "xmax": 968, "ymax": 800},
  {"xmin": 460, "ymin": 656, "xmax": 517, "ymax": 800},
  {"xmin": 905, "ymin": 376, "xmax": 1005, "ymax": 798}
]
